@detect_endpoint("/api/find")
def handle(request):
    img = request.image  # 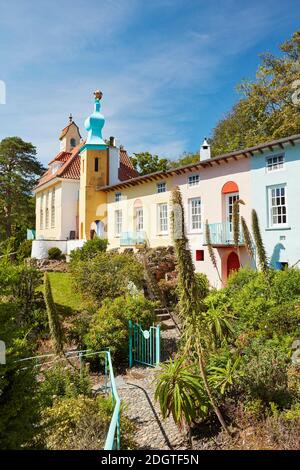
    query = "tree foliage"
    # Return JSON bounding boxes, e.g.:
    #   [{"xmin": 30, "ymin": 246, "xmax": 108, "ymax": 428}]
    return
[
  {"xmin": 44, "ymin": 272, "xmax": 64, "ymax": 355},
  {"xmin": 0, "ymin": 137, "xmax": 44, "ymax": 240},
  {"xmin": 130, "ymin": 151, "xmax": 169, "ymax": 175},
  {"xmin": 211, "ymin": 30, "xmax": 300, "ymax": 156}
]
